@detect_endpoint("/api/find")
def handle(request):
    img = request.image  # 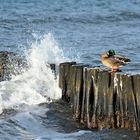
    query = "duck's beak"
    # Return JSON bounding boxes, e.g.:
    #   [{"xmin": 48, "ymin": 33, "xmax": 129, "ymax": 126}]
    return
[{"xmin": 101, "ymin": 52, "xmax": 108, "ymax": 58}]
